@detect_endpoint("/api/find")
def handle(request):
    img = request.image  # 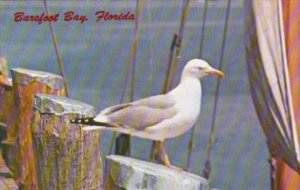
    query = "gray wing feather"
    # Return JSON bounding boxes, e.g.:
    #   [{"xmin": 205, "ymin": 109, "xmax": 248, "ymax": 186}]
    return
[
  {"xmin": 132, "ymin": 94, "xmax": 176, "ymax": 109},
  {"xmin": 100, "ymin": 103, "xmax": 132, "ymax": 115},
  {"xmin": 101, "ymin": 94, "xmax": 177, "ymax": 130}
]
